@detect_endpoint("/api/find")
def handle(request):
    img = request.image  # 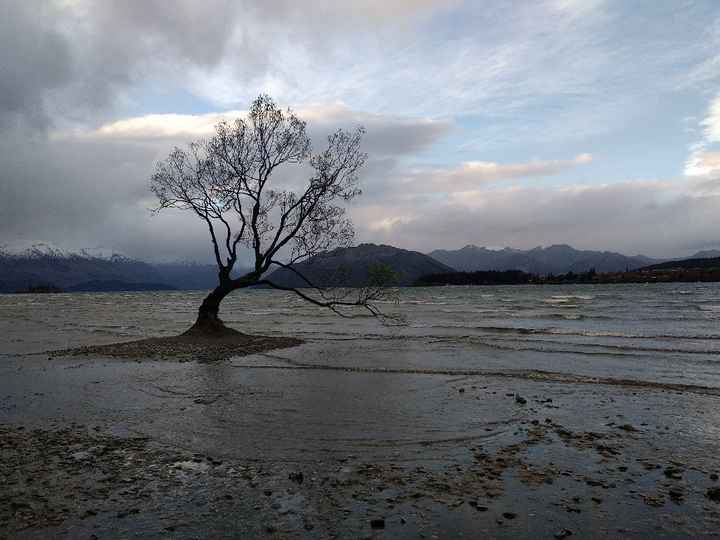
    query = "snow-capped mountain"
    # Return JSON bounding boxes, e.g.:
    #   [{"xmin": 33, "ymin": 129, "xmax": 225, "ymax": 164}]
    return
[
  {"xmin": 0, "ymin": 240, "xmax": 238, "ymax": 292},
  {"xmin": 0, "ymin": 240, "xmax": 130, "ymax": 261}
]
